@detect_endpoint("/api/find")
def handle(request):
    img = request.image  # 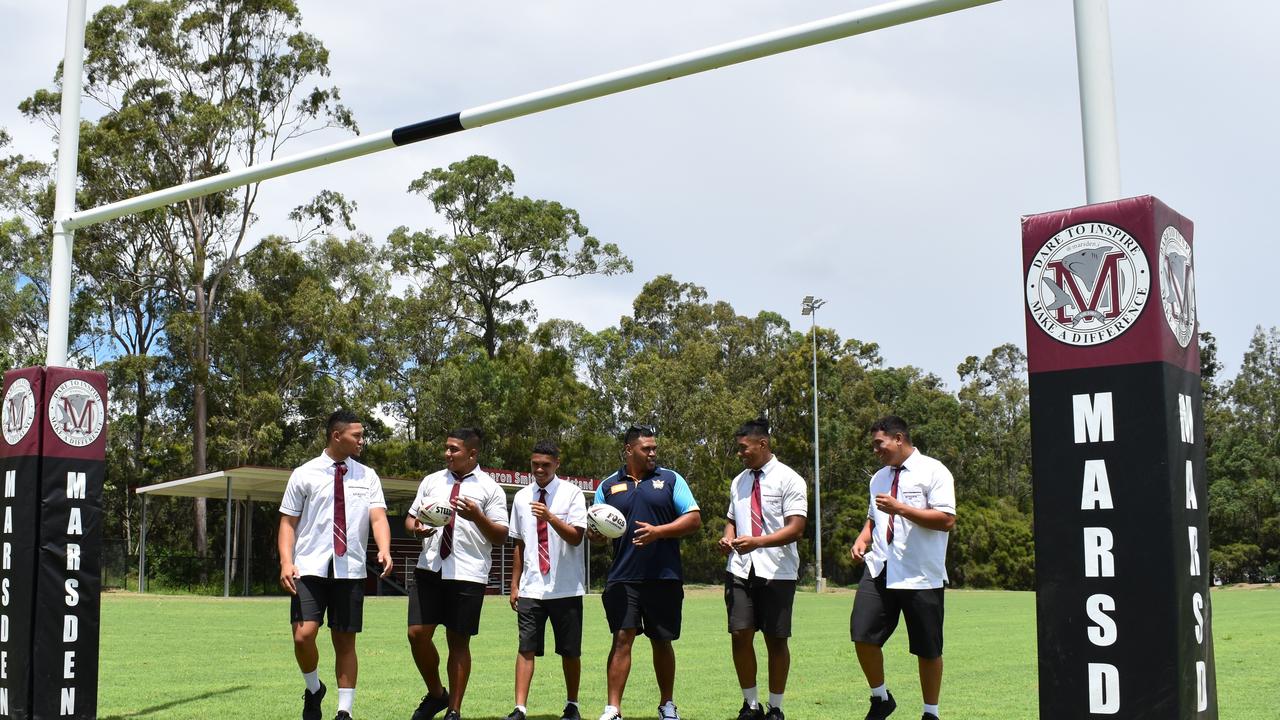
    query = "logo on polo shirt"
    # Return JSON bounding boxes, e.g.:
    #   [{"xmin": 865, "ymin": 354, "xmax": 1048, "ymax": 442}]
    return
[
  {"xmin": 1158, "ymin": 226, "xmax": 1196, "ymax": 348},
  {"xmin": 48, "ymin": 378, "xmax": 105, "ymax": 447},
  {"xmin": 2, "ymin": 378, "xmax": 36, "ymax": 445},
  {"xmin": 1025, "ymin": 222, "xmax": 1150, "ymax": 346}
]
